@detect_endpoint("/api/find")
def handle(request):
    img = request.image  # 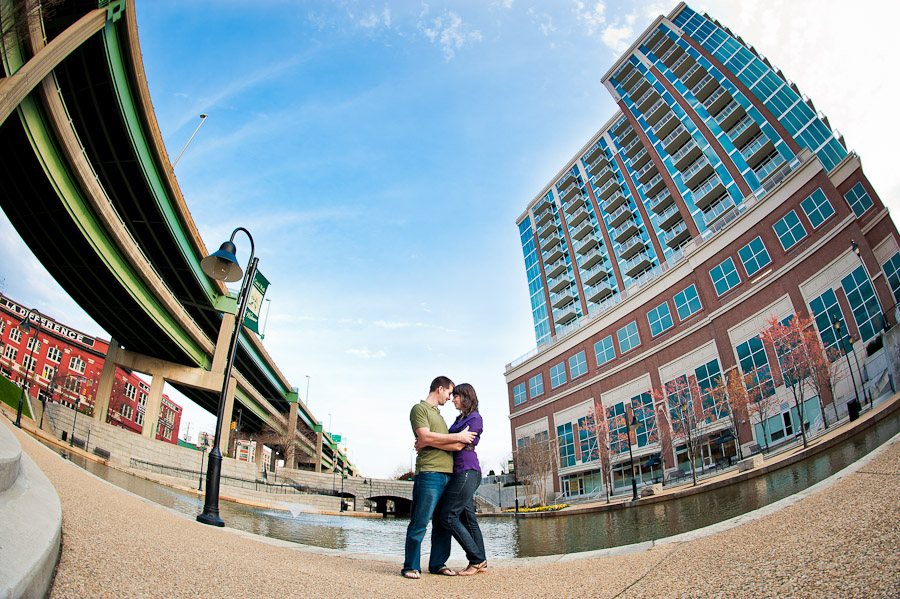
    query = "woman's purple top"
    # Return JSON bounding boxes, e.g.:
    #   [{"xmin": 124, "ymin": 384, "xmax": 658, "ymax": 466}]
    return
[{"xmin": 449, "ymin": 412, "xmax": 482, "ymax": 473}]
